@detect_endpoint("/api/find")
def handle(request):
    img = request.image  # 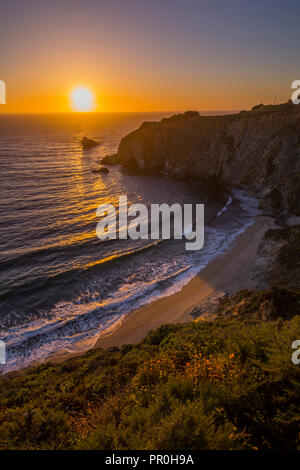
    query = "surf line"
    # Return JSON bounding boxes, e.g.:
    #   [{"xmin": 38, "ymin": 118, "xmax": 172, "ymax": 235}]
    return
[{"xmin": 96, "ymin": 195, "xmax": 204, "ymax": 251}]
